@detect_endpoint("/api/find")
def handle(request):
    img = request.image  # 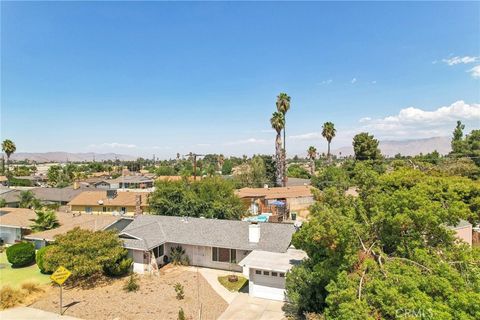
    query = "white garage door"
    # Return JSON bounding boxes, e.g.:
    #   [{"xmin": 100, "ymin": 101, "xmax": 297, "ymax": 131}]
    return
[{"xmin": 250, "ymin": 269, "xmax": 286, "ymax": 301}]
